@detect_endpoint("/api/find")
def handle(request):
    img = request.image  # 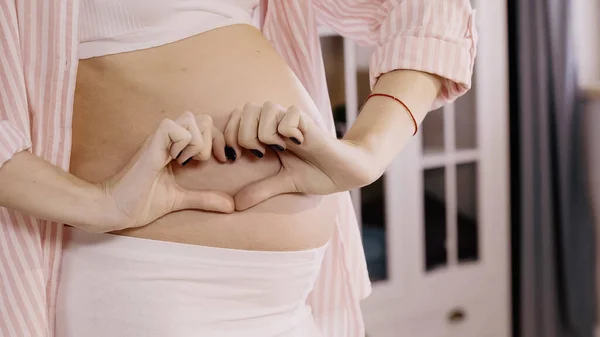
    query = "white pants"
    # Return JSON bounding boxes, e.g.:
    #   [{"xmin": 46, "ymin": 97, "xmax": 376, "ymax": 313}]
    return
[{"xmin": 55, "ymin": 227, "xmax": 326, "ymax": 337}]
